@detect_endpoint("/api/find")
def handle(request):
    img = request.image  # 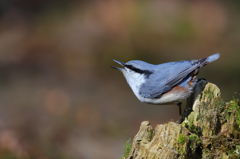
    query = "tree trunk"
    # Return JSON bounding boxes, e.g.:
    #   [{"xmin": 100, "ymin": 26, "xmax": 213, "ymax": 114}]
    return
[{"xmin": 122, "ymin": 82, "xmax": 240, "ymax": 159}]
